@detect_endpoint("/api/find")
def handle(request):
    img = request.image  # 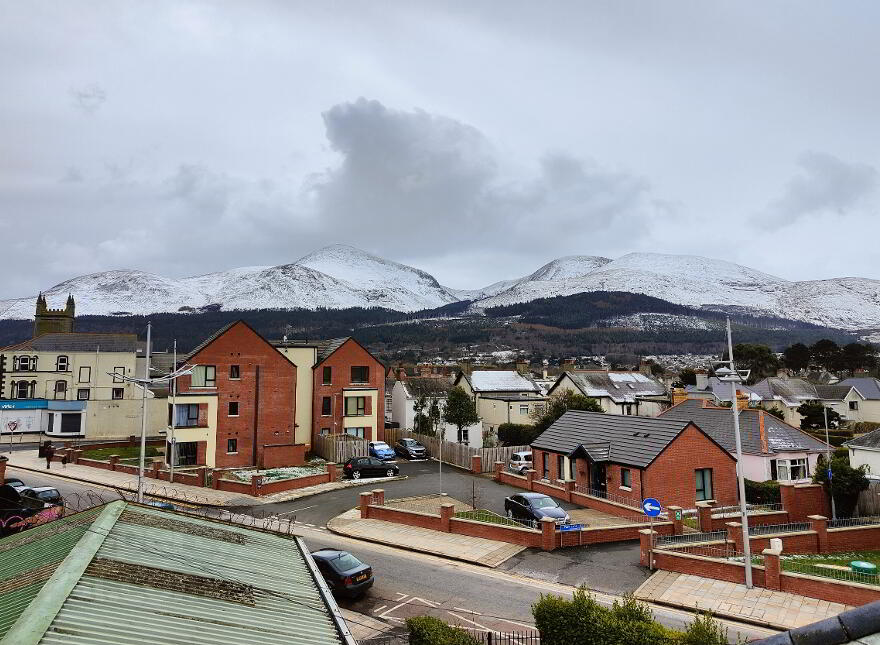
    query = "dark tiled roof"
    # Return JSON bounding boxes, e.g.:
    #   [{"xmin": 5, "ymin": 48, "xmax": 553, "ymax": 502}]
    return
[
  {"xmin": 814, "ymin": 384, "xmax": 853, "ymax": 401},
  {"xmin": 750, "ymin": 378, "xmax": 819, "ymax": 406},
  {"xmin": 2, "ymin": 332, "xmax": 138, "ymax": 353},
  {"xmin": 560, "ymin": 371, "xmax": 666, "ymax": 403},
  {"xmin": 385, "ymin": 377, "xmax": 396, "ymax": 394},
  {"xmin": 839, "ymin": 377, "xmax": 880, "ymax": 400},
  {"xmin": 403, "ymin": 377, "xmax": 454, "ymax": 398},
  {"xmin": 660, "ymin": 399, "xmax": 828, "ymax": 455},
  {"xmin": 847, "ymin": 427, "xmax": 880, "ymax": 449},
  {"xmin": 531, "ymin": 410, "xmax": 695, "ymax": 468},
  {"xmin": 271, "ymin": 337, "xmax": 350, "ymax": 363},
  {"xmin": 754, "ymin": 599, "xmax": 880, "ymax": 644}
]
